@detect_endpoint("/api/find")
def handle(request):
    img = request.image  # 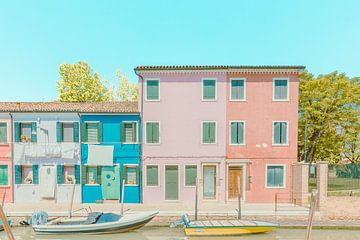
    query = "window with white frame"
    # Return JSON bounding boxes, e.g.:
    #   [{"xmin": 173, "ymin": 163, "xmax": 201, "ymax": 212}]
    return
[
  {"xmin": 202, "ymin": 79, "xmax": 216, "ymax": 100},
  {"xmin": 146, "ymin": 165, "xmax": 159, "ymax": 186},
  {"xmin": 273, "ymin": 79, "xmax": 289, "ymax": 100},
  {"xmin": 266, "ymin": 165, "xmax": 285, "ymax": 188},
  {"xmin": 230, "ymin": 79, "xmax": 246, "ymax": 100},
  {"xmin": 230, "ymin": 121, "xmax": 245, "ymax": 145},
  {"xmin": 122, "ymin": 122, "xmax": 138, "ymax": 143},
  {"xmin": 146, "ymin": 79, "xmax": 160, "ymax": 100},
  {"xmin": 0, "ymin": 123, "xmax": 7, "ymax": 144},
  {"xmin": 146, "ymin": 122, "xmax": 160, "ymax": 144},
  {"xmin": 273, "ymin": 122, "xmax": 288, "ymax": 145},
  {"xmin": 202, "ymin": 121, "xmax": 216, "ymax": 144}
]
